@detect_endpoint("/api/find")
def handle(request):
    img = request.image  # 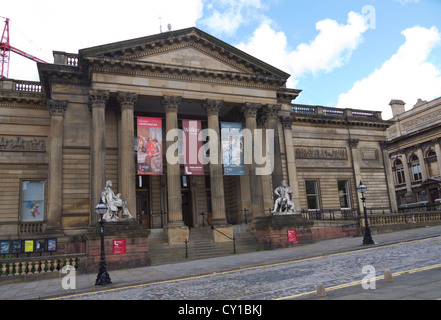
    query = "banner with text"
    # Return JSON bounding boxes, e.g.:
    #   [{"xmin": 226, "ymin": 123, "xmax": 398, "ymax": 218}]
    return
[
  {"xmin": 137, "ymin": 117, "xmax": 163, "ymax": 175},
  {"xmin": 183, "ymin": 119, "xmax": 204, "ymax": 175},
  {"xmin": 220, "ymin": 122, "xmax": 245, "ymax": 176}
]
